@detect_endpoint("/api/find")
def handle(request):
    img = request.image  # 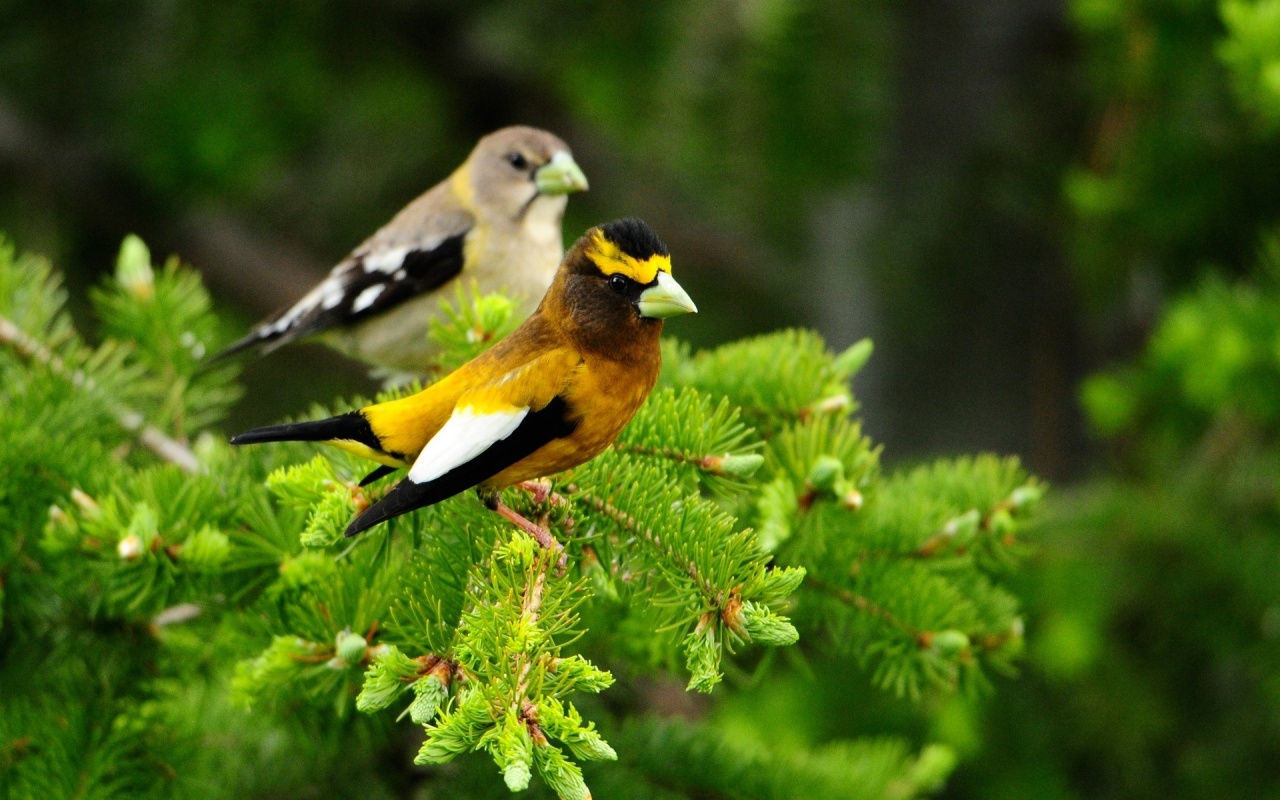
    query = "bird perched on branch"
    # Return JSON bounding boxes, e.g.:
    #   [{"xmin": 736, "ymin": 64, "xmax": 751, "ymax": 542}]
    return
[
  {"xmin": 216, "ymin": 126, "xmax": 588, "ymax": 375},
  {"xmin": 231, "ymin": 218, "xmax": 696, "ymax": 546}
]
